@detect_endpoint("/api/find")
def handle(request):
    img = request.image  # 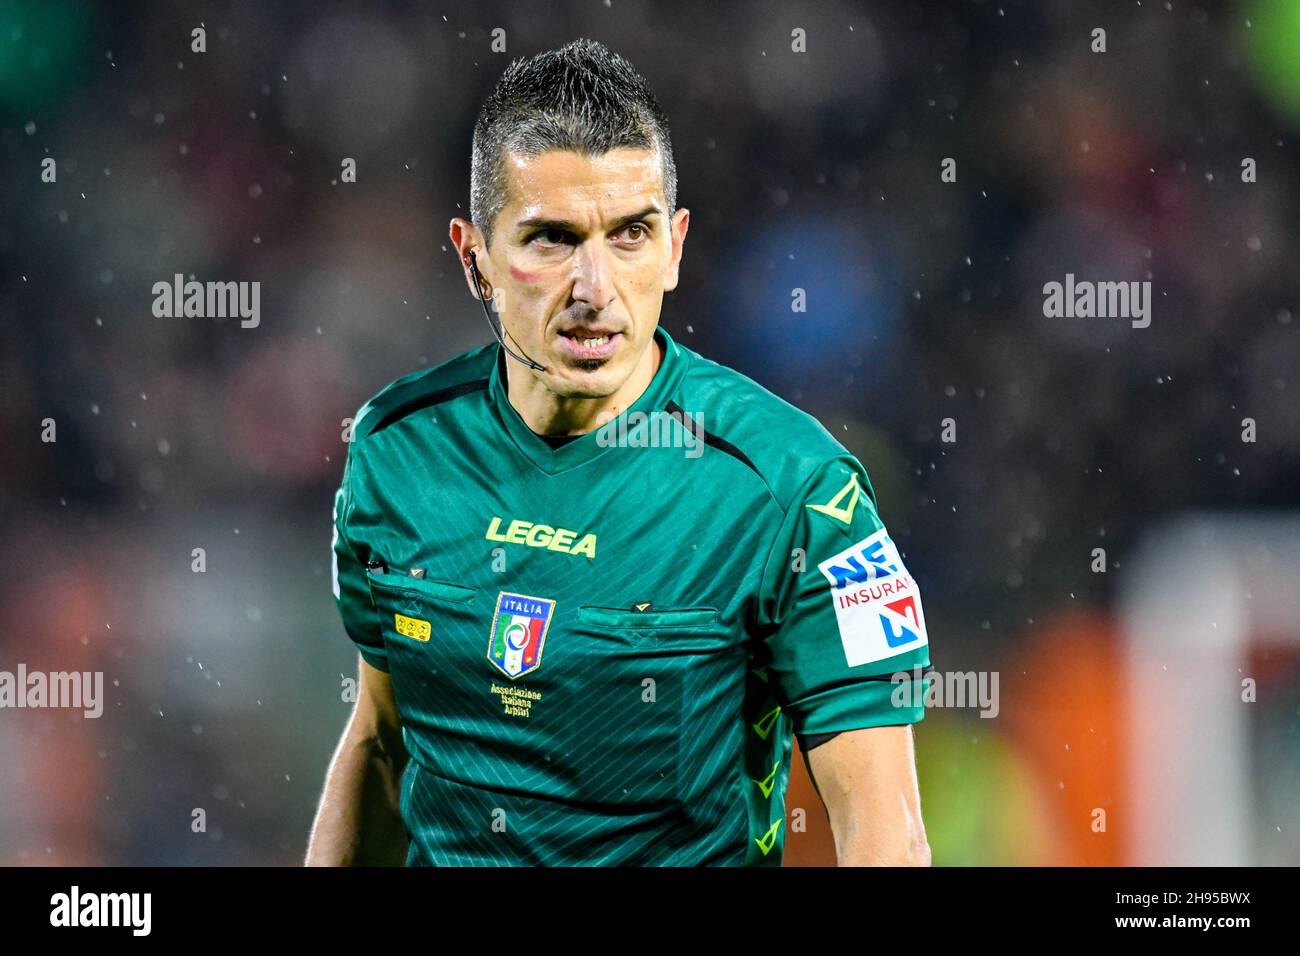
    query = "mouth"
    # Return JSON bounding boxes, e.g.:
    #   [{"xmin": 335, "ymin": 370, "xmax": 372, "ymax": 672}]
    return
[{"xmin": 555, "ymin": 327, "xmax": 622, "ymax": 362}]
